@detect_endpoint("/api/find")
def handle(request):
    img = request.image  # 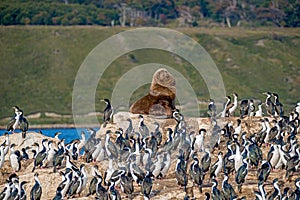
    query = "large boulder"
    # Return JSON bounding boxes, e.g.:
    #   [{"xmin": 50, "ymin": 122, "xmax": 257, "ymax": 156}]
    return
[{"xmin": 129, "ymin": 68, "xmax": 176, "ymax": 117}]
